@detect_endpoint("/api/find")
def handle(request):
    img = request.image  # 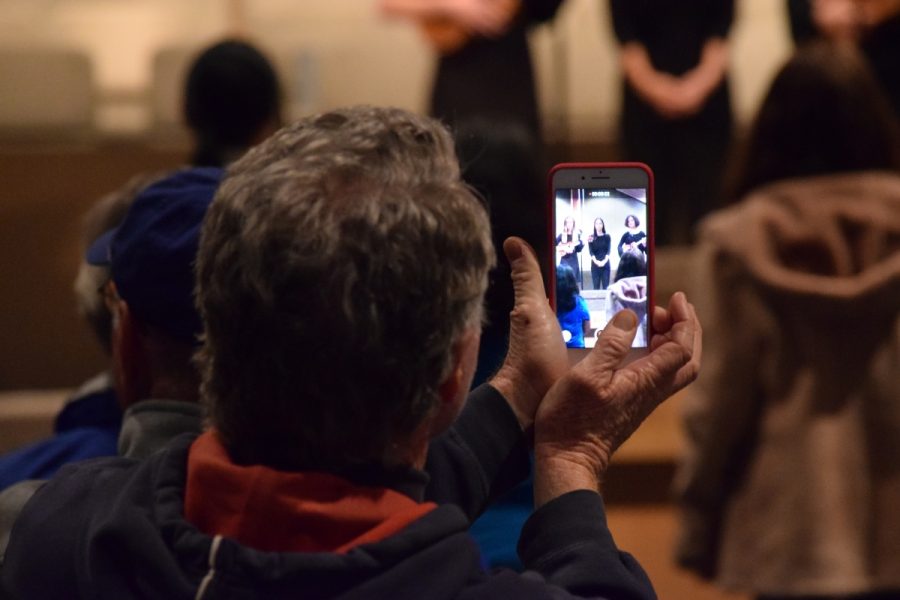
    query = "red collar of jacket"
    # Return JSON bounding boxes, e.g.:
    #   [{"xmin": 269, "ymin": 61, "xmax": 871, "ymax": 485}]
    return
[{"xmin": 184, "ymin": 431, "xmax": 437, "ymax": 554}]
